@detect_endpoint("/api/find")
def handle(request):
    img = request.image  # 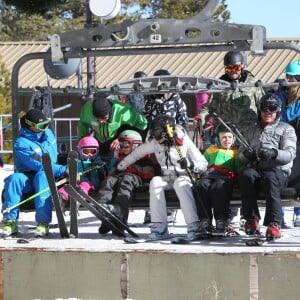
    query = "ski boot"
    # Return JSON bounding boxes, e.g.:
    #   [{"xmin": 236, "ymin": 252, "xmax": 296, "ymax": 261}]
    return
[
  {"xmin": 35, "ymin": 223, "xmax": 49, "ymax": 237},
  {"xmin": 212, "ymin": 219, "xmax": 226, "ymax": 236},
  {"xmin": 244, "ymin": 219, "xmax": 260, "ymax": 235},
  {"xmin": 266, "ymin": 222, "xmax": 281, "ymax": 241},
  {"xmin": 2, "ymin": 220, "xmax": 18, "ymax": 237},
  {"xmin": 149, "ymin": 222, "xmax": 169, "ymax": 240}
]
